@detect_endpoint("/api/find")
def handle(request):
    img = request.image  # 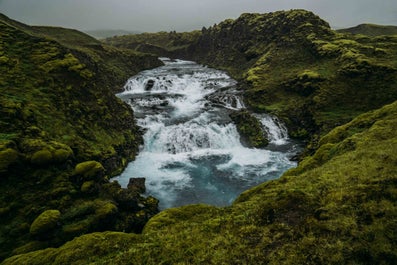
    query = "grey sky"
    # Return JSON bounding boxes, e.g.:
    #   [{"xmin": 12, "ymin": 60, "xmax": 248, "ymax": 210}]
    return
[{"xmin": 0, "ymin": 0, "xmax": 396, "ymax": 32}]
